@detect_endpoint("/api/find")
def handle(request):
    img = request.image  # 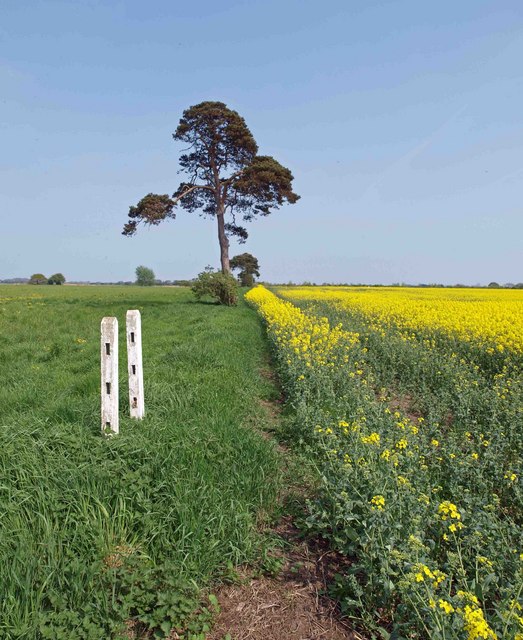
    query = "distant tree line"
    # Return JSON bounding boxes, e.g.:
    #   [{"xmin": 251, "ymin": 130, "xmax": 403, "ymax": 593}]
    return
[{"xmin": 2, "ymin": 273, "xmax": 521, "ymax": 288}]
